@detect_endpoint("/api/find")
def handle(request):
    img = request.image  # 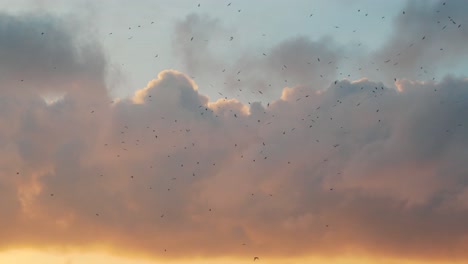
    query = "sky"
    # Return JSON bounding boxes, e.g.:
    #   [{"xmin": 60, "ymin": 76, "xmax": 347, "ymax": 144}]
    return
[{"xmin": 0, "ymin": 0, "xmax": 468, "ymax": 263}]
